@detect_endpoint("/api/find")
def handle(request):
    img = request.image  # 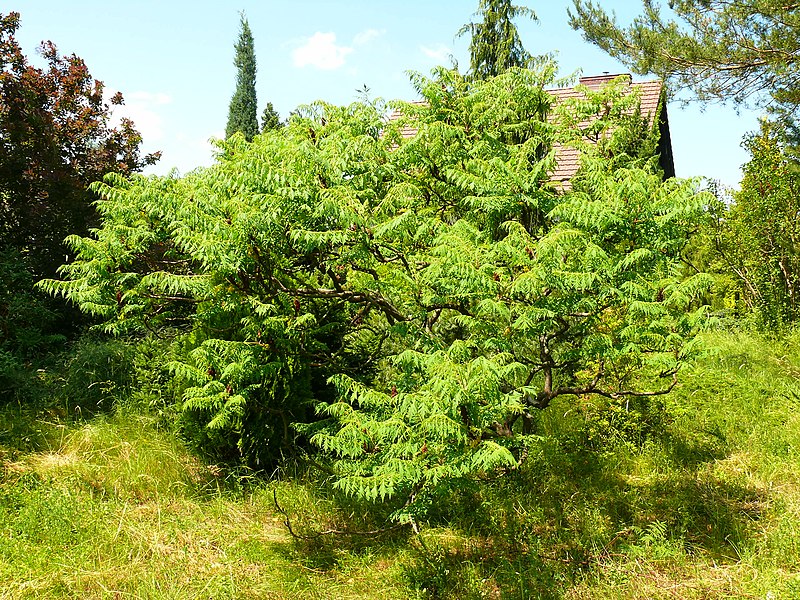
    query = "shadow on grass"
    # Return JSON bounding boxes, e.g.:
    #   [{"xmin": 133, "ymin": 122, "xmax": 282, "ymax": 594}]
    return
[
  {"xmin": 0, "ymin": 401, "xmax": 71, "ymax": 458},
  {"xmin": 1, "ymin": 330, "xmax": 780, "ymax": 599},
  {"xmin": 0, "ymin": 338, "xmax": 135, "ymax": 458},
  {"xmin": 388, "ymin": 419, "xmax": 767, "ymax": 599},
  {"xmin": 267, "ymin": 478, "xmax": 411, "ymax": 573}
]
